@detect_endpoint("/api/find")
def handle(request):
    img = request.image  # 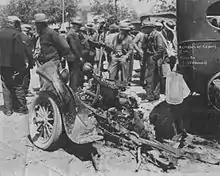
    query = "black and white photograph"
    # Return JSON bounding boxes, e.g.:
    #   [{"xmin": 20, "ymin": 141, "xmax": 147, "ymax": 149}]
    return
[{"xmin": 0, "ymin": 0, "xmax": 220, "ymax": 175}]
